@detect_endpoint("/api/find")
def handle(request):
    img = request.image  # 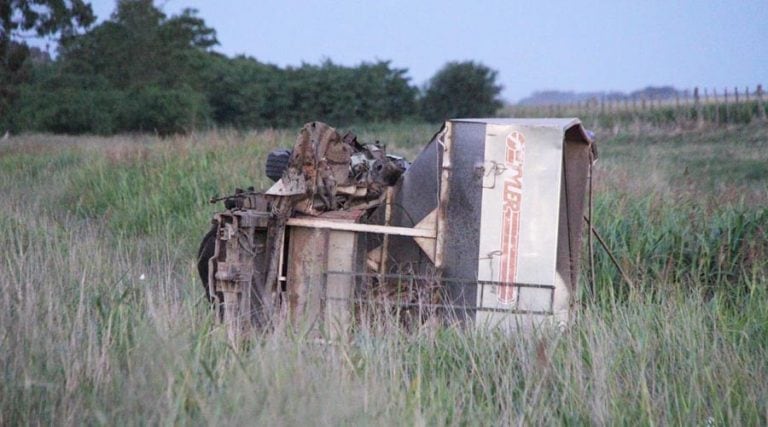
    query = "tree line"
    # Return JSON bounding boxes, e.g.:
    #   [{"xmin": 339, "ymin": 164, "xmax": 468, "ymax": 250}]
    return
[{"xmin": 1, "ymin": 0, "xmax": 503, "ymax": 135}]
